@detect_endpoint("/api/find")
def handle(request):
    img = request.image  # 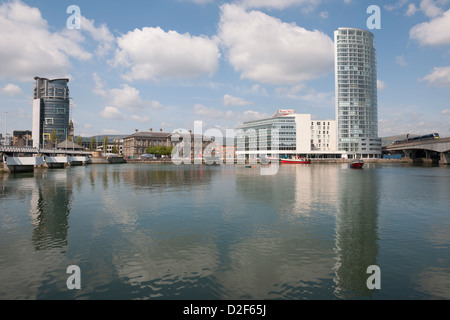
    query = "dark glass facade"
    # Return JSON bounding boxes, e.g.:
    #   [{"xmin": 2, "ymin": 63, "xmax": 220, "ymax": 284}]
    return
[{"xmin": 33, "ymin": 78, "xmax": 70, "ymax": 147}]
